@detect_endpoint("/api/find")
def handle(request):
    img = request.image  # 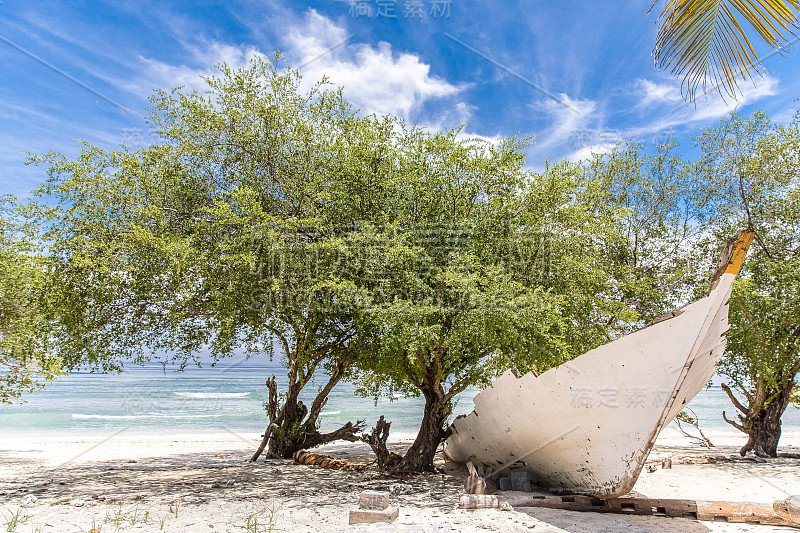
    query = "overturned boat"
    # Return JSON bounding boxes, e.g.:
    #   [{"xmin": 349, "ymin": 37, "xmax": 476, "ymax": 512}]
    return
[{"xmin": 444, "ymin": 230, "xmax": 755, "ymax": 498}]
